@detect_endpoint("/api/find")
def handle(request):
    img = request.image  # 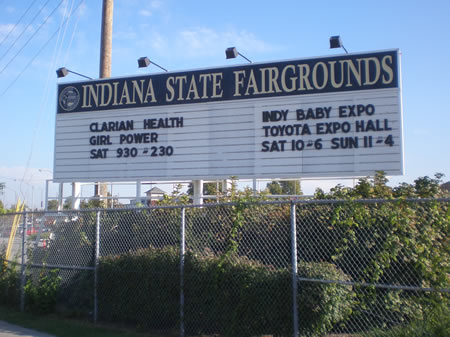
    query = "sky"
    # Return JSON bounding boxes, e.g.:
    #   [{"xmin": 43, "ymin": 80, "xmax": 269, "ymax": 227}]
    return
[{"xmin": 0, "ymin": 0, "xmax": 449, "ymax": 208}]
